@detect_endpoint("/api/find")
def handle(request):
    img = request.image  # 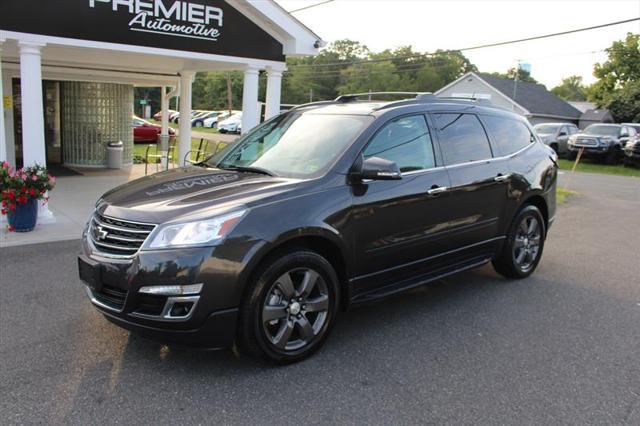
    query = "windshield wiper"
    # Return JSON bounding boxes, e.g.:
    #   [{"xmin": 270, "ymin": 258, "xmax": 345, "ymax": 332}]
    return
[{"xmin": 217, "ymin": 165, "xmax": 276, "ymax": 177}]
